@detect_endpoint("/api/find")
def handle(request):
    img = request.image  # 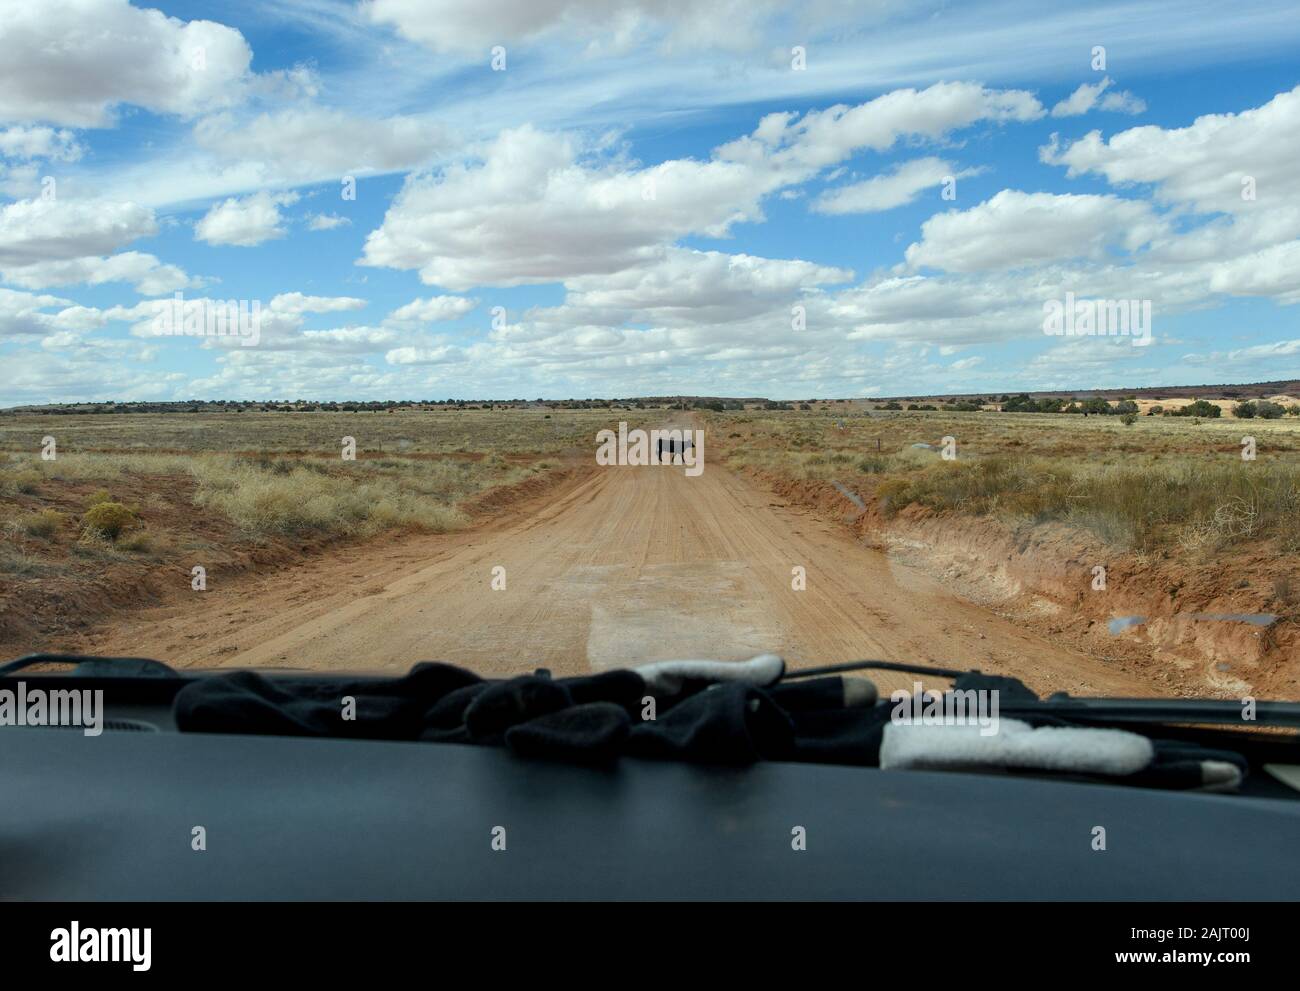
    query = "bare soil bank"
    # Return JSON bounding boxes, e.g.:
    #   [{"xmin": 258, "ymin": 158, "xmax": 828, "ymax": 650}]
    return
[{"xmin": 749, "ymin": 469, "xmax": 1299, "ymax": 699}]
